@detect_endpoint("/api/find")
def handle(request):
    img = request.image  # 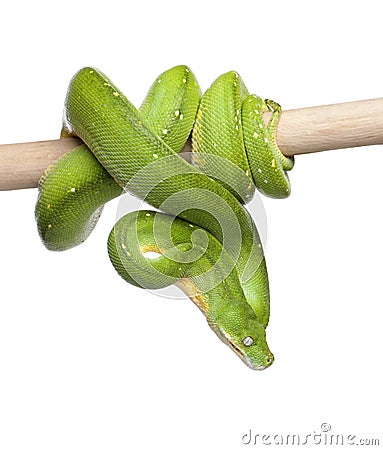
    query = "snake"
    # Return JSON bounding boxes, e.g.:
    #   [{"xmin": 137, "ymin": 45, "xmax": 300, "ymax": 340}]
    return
[{"xmin": 35, "ymin": 66, "xmax": 294, "ymax": 370}]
